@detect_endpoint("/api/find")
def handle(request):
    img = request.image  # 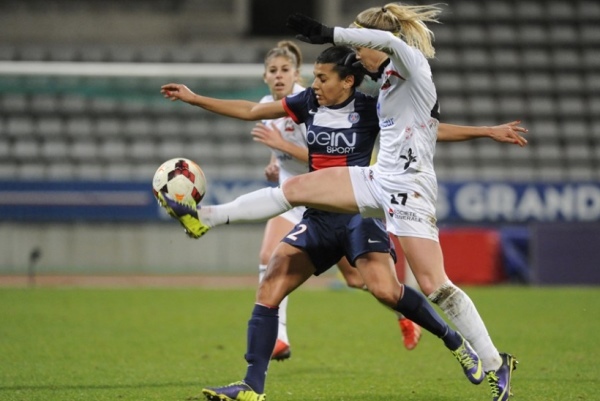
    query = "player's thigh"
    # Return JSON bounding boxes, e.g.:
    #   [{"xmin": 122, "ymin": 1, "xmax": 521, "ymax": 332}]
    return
[
  {"xmin": 396, "ymin": 236, "xmax": 448, "ymax": 296},
  {"xmin": 259, "ymin": 215, "xmax": 297, "ymax": 265},
  {"xmin": 257, "ymin": 242, "xmax": 316, "ymax": 305},
  {"xmin": 282, "ymin": 167, "xmax": 359, "ymax": 213},
  {"xmin": 355, "ymin": 251, "xmax": 402, "ymax": 307}
]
